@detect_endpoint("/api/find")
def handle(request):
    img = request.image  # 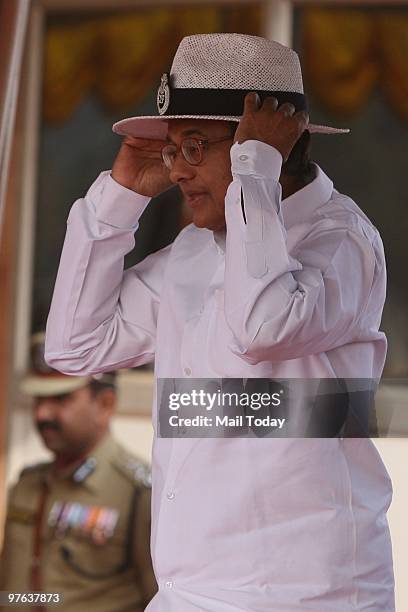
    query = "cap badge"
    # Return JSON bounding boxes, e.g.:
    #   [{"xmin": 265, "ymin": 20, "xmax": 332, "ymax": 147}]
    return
[{"xmin": 157, "ymin": 73, "xmax": 170, "ymax": 115}]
